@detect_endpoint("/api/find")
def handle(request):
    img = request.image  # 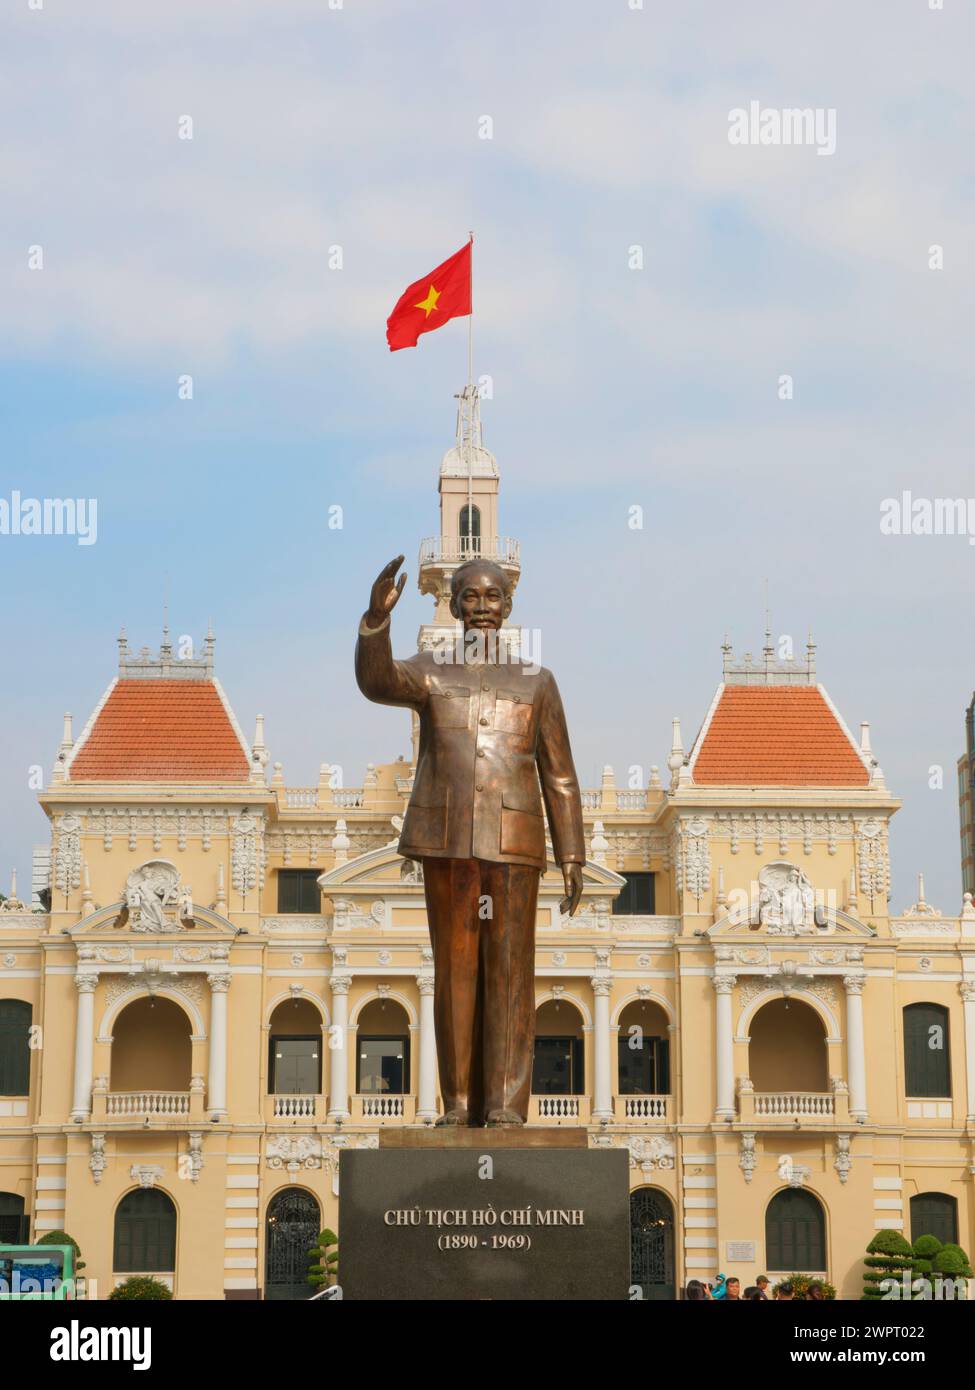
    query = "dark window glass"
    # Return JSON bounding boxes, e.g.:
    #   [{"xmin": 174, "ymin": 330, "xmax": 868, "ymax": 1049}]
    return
[
  {"xmin": 618, "ymin": 1034, "xmax": 670, "ymax": 1094},
  {"xmin": 276, "ymin": 870, "xmax": 322, "ymax": 915},
  {"xmin": 765, "ymin": 1189, "xmax": 825, "ymax": 1272},
  {"xmin": 113, "ymin": 1189, "xmax": 177, "ymax": 1273},
  {"xmin": 0, "ymin": 1000, "xmax": 31, "ymax": 1095},
  {"xmin": 270, "ymin": 1037, "xmax": 321, "ymax": 1094},
  {"xmin": 357, "ymin": 1037, "xmax": 409, "ymax": 1094},
  {"xmin": 612, "ymin": 873, "xmax": 655, "ymax": 916},
  {"xmin": 459, "ymin": 504, "xmax": 481, "ymax": 554},
  {"xmin": 910, "ymin": 1193, "xmax": 958, "ymax": 1246},
  {"xmin": 0, "ymin": 1192, "xmax": 28, "ymax": 1244},
  {"xmin": 532, "ymin": 1037, "xmax": 584, "ymax": 1095},
  {"xmin": 904, "ymin": 1003, "xmax": 951, "ymax": 1097}
]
